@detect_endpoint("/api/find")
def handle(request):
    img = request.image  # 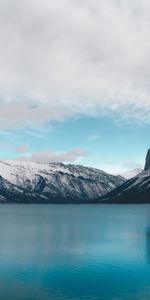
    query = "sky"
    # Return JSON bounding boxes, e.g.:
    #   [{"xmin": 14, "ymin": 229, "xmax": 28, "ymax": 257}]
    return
[{"xmin": 0, "ymin": 0, "xmax": 150, "ymax": 173}]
